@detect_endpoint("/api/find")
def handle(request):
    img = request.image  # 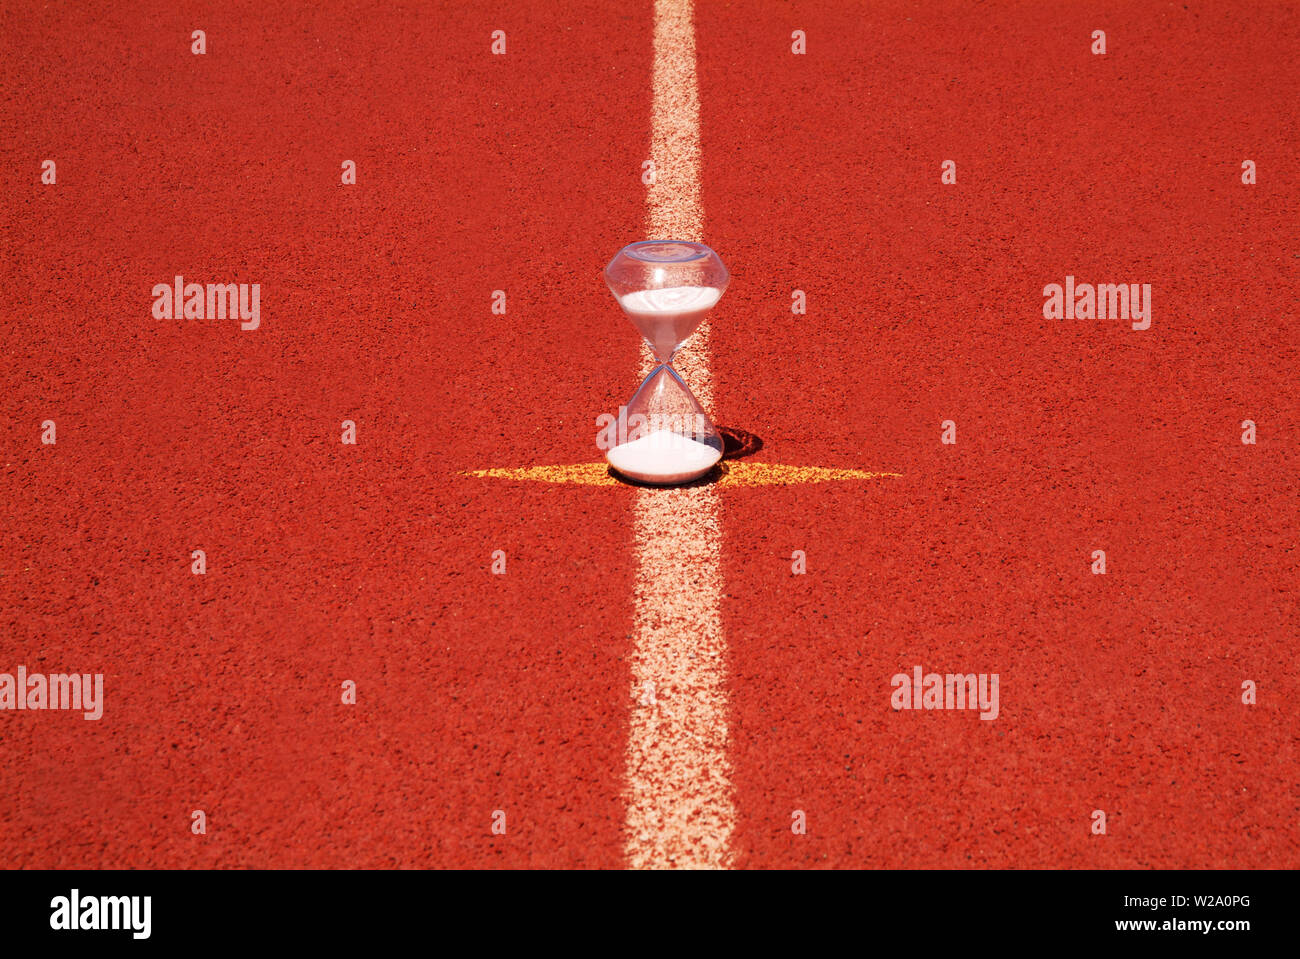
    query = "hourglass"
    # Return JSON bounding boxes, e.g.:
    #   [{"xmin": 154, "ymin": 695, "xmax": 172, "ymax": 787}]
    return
[{"xmin": 603, "ymin": 240, "xmax": 729, "ymax": 485}]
